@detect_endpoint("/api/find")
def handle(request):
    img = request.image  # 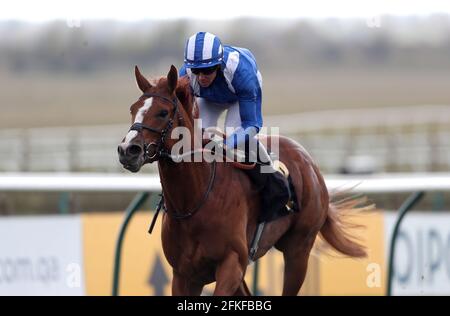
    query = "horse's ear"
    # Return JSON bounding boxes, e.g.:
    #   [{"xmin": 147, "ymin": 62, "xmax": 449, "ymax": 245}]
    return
[
  {"xmin": 135, "ymin": 65, "xmax": 152, "ymax": 93},
  {"xmin": 167, "ymin": 65, "xmax": 178, "ymax": 95}
]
